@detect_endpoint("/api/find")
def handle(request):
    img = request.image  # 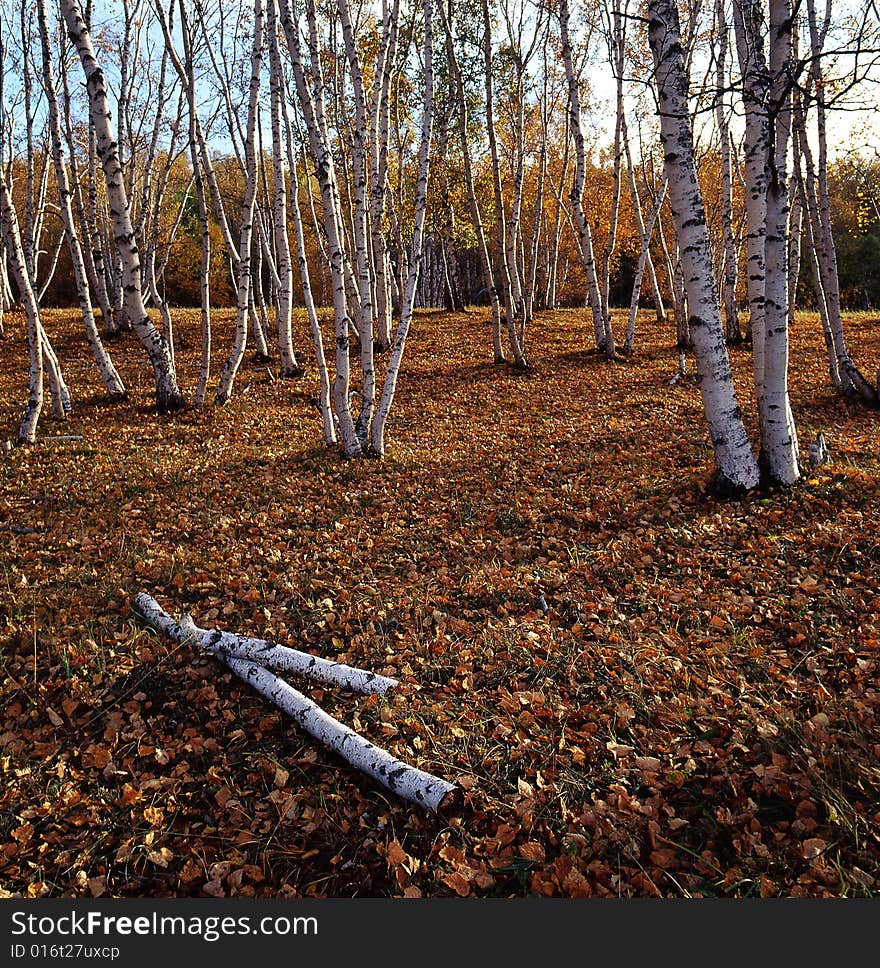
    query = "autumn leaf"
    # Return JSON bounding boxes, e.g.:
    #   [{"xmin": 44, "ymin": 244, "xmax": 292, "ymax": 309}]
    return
[
  {"xmin": 441, "ymin": 872, "xmax": 470, "ymax": 897},
  {"xmin": 802, "ymin": 839, "xmax": 828, "ymax": 860}
]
